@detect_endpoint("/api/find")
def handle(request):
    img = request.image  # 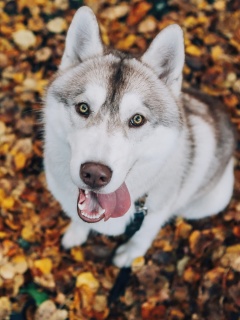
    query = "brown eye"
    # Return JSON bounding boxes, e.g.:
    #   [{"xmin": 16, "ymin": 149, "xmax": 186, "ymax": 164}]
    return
[
  {"xmin": 129, "ymin": 114, "xmax": 145, "ymax": 127},
  {"xmin": 75, "ymin": 102, "xmax": 90, "ymax": 117}
]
